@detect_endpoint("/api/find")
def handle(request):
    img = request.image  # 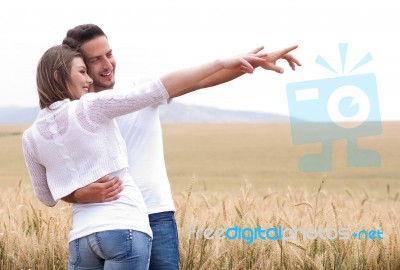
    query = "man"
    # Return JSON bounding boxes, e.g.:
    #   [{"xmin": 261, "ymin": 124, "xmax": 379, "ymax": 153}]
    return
[{"xmin": 62, "ymin": 24, "xmax": 300, "ymax": 269}]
